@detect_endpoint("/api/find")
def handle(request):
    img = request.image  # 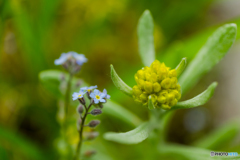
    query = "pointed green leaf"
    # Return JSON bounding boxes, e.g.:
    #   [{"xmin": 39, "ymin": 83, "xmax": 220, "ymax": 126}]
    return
[
  {"xmin": 192, "ymin": 121, "xmax": 240, "ymax": 150},
  {"xmin": 175, "ymin": 57, "xmax": 187, "ymax": 77},
  {"xmin": 104, "ymin": 122, "xmax": 149, "ymax": 144},
  {"xmin": 179, "ymin": 24, "xmax": 237, "ymax": 94},
  {"xmin": 172, "ymin": 82, "xmax": 217, "ymax": 109},
  {"xmin": 39, "ymin": 70, "xmax": 85, "ymax": 98},
  {"xmin": 110, "ymin": 64, "xmax": 133, "ymax": 96},
  {"xmin": 137, "ymin": 10, "xmax": 155, "ymax": 66},
  {"xmin": 148, "ymin": 95, "xmax": 156, "ymax": 110}
]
